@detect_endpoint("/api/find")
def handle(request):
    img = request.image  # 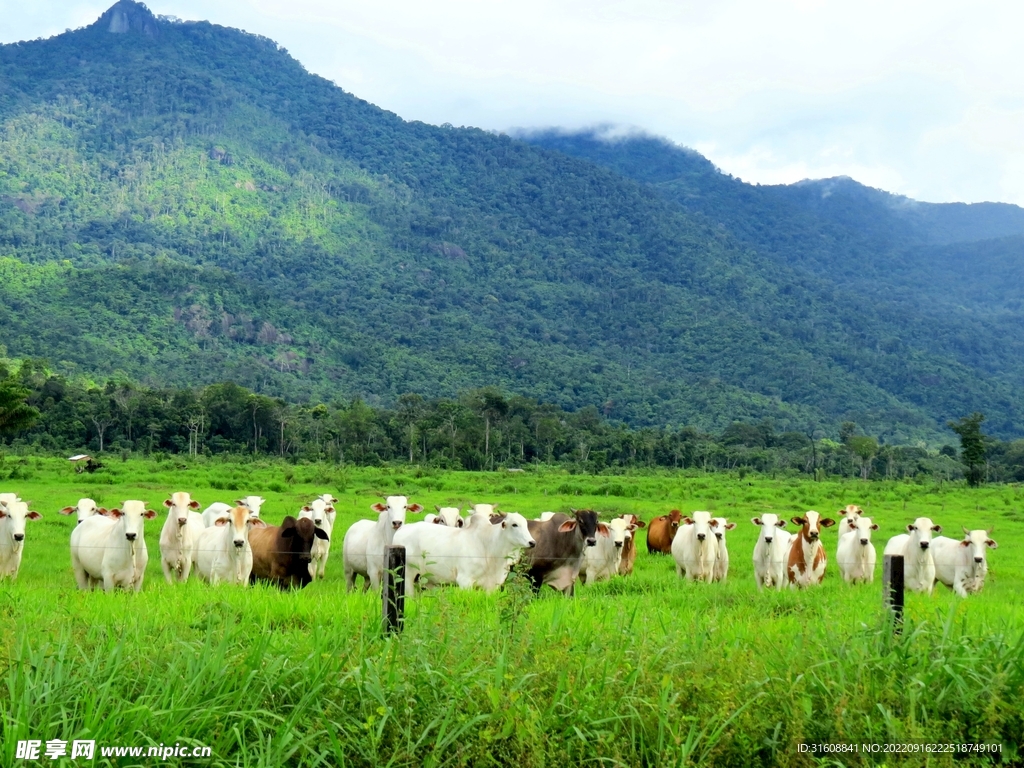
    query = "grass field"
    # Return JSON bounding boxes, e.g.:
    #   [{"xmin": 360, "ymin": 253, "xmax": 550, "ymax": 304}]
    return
[{"xmin": 1, "ymin": 455, "xmax": 1023, "ymax": 766}]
